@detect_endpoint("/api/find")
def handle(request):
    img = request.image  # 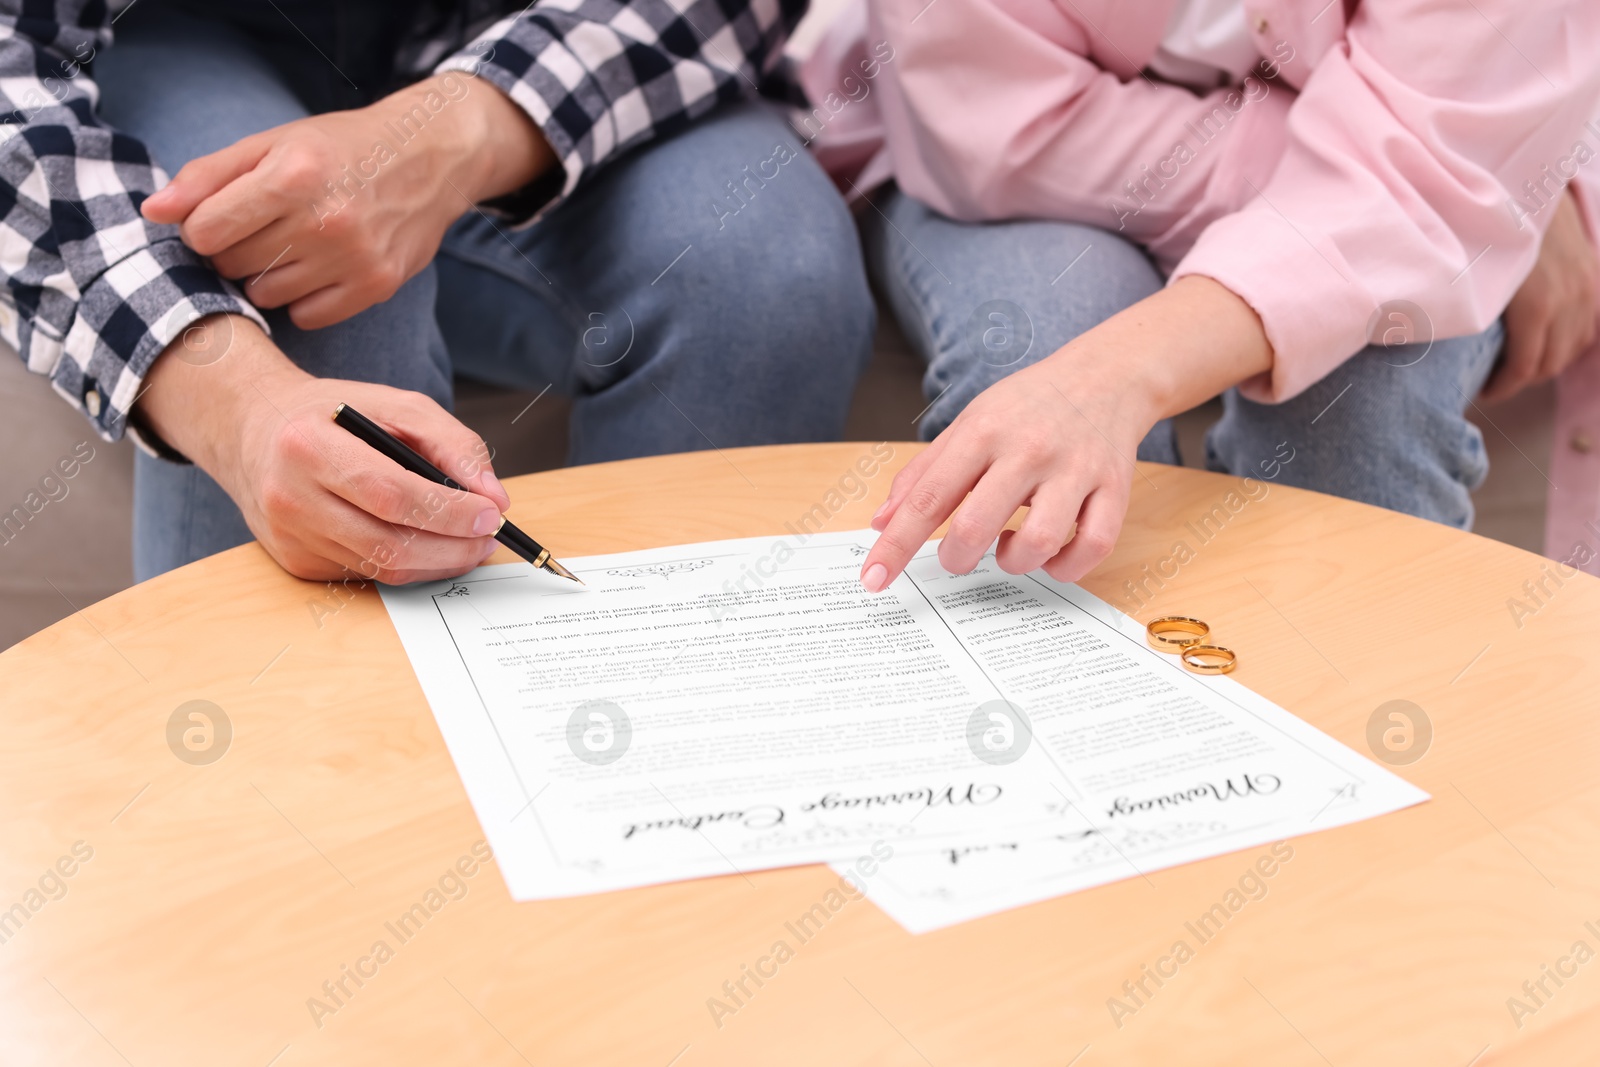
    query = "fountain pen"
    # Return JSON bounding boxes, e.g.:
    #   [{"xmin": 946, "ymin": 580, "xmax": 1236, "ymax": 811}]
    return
[{"xmin": 332, "ymin": 403, "xmax": 581, "ymax": 583}]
